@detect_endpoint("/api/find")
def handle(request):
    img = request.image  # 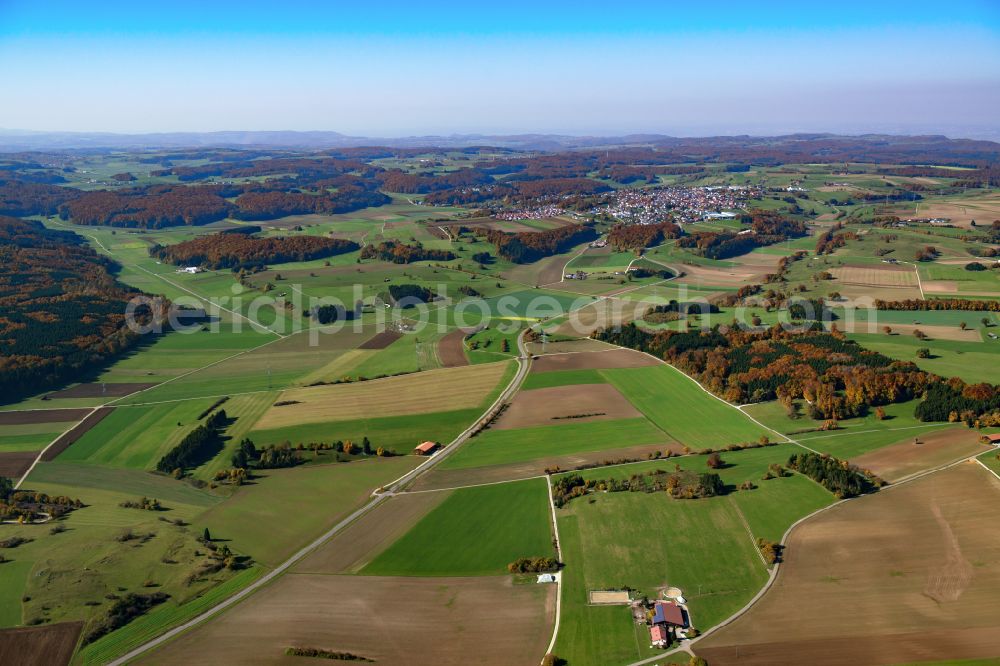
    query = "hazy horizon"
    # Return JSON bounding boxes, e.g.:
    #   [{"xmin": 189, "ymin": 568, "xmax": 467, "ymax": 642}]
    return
[{"xmin": 1, "ymin": 1, "xmax": 998, "ymax": 138}]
